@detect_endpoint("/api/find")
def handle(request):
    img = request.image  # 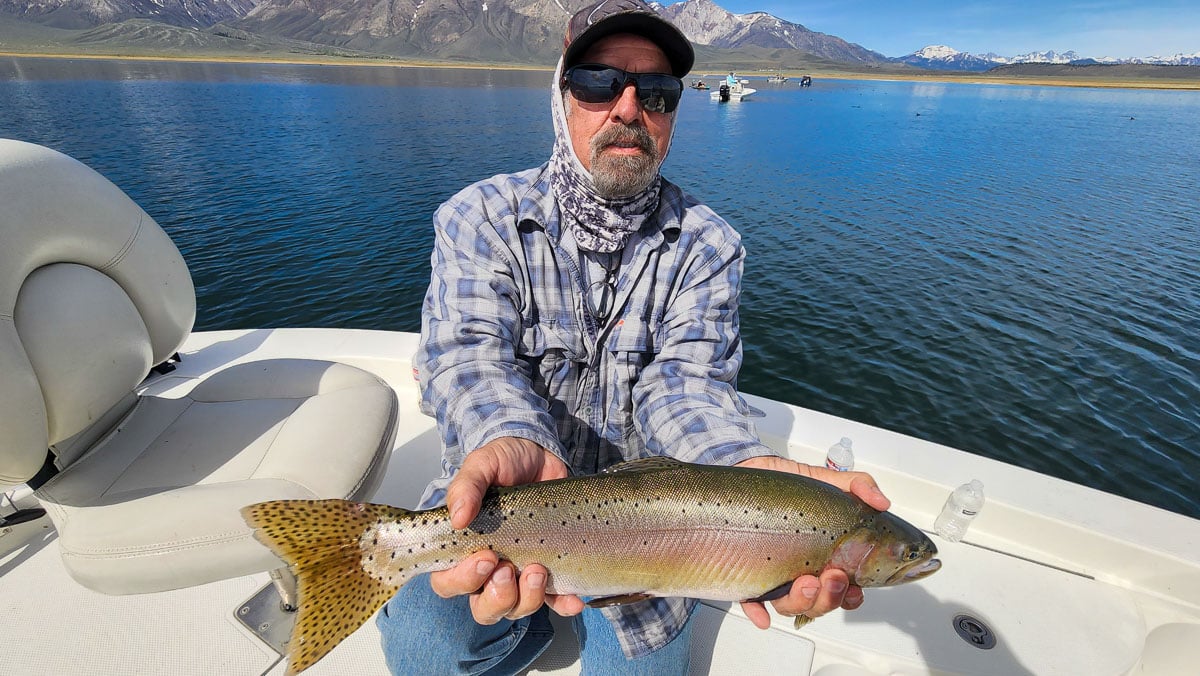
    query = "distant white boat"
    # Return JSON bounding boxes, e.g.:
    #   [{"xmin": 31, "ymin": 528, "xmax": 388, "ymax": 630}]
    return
[
  {"xmin": 3, "ymin": 139, "xmax": 1200, "ymax": 676},
  {"xmin": 712, "ymin": 79, "xmax": 756, "ymax": 102}
]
